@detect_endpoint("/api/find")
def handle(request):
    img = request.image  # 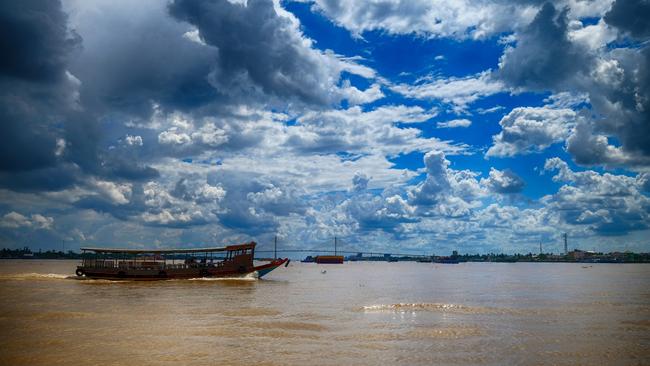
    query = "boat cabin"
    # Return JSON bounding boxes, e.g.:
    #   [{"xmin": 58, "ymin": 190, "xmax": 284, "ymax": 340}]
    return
[{"xmin": 77, "ymin": 242, "xmax": 257, "ymax": 280}]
